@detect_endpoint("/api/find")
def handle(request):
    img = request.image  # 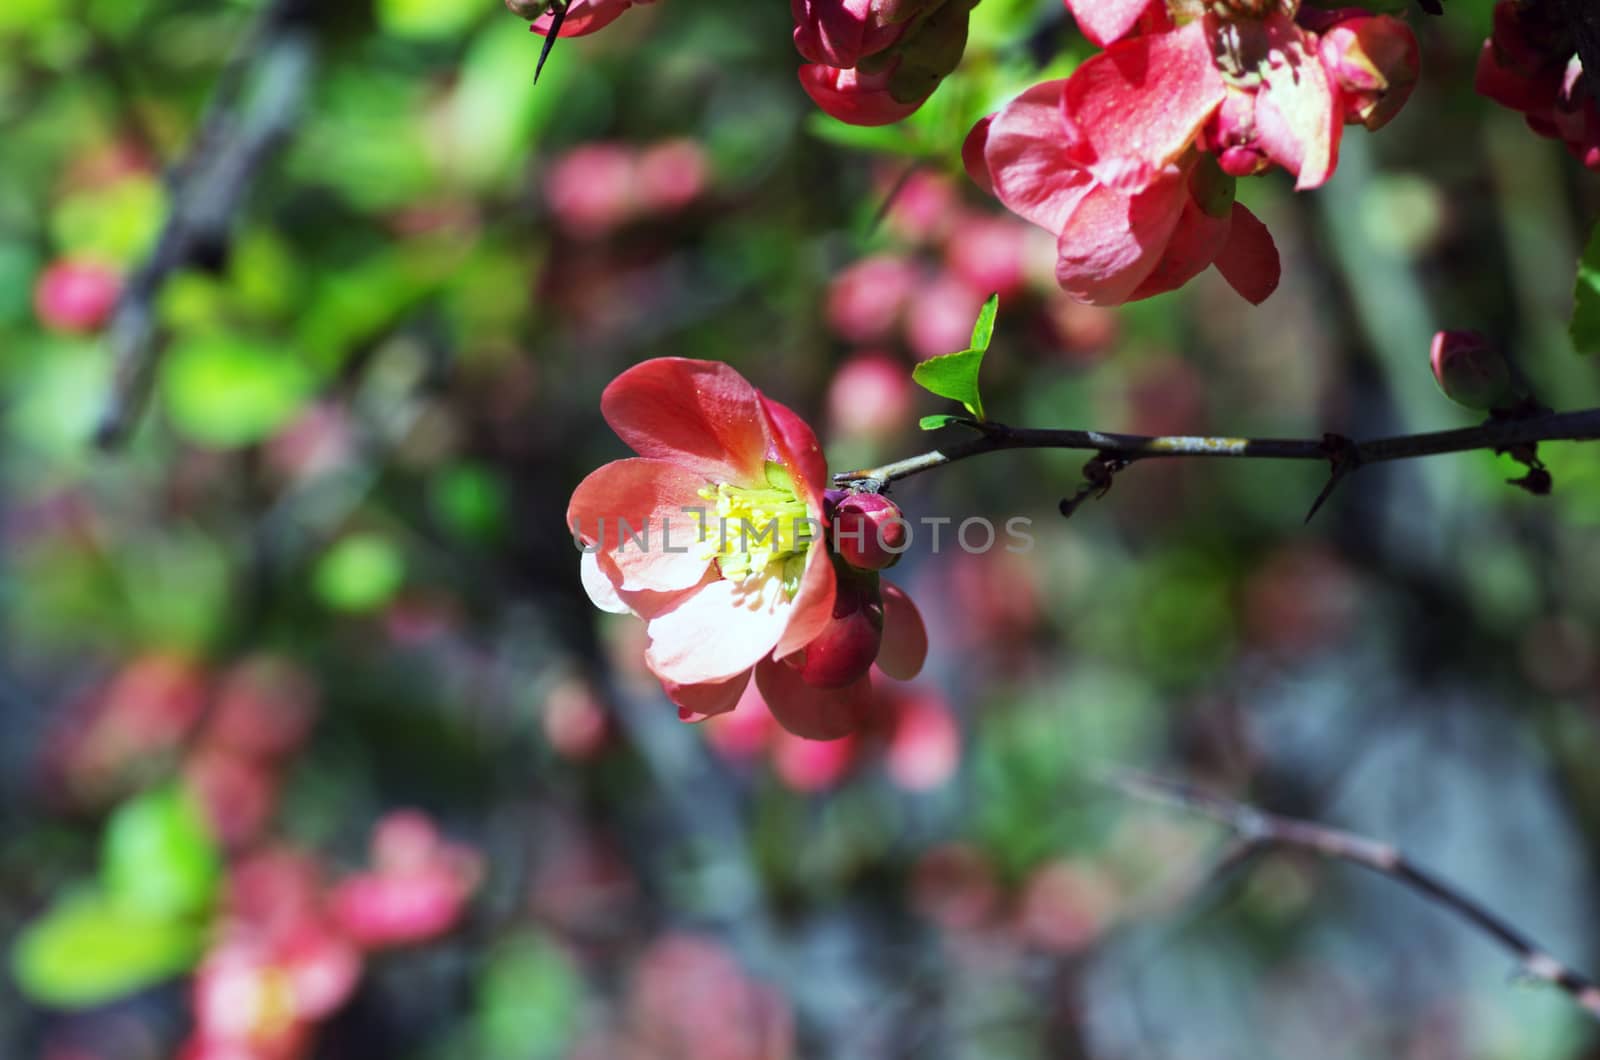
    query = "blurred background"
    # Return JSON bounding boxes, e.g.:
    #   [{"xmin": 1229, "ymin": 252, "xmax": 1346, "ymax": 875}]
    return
[{"xmin": 3, "ymin": 0, "xmax": 1600, "ymax": 1056}]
